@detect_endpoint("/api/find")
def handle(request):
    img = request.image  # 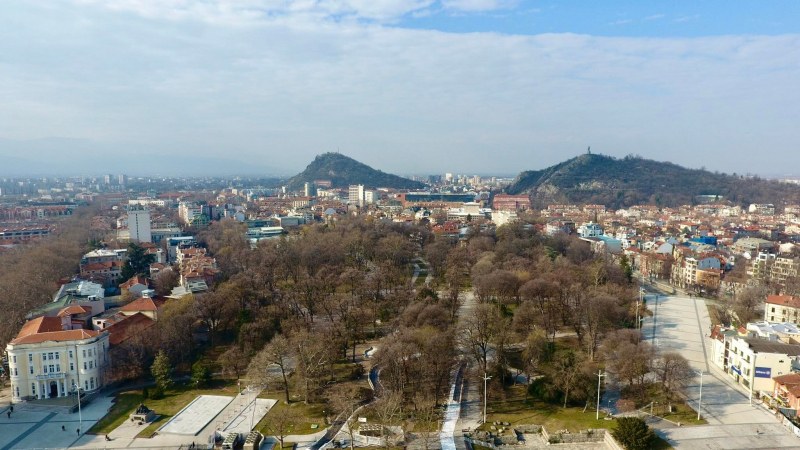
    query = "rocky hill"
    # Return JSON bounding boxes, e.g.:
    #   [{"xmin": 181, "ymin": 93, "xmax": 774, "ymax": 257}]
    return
[
  {"xmin": 286, "ymin": 153, "xmax": 425, "ymax": 190},
  {"xmin": 506, "ymin": 153, "xmax": 800, "ymax": 209}
]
